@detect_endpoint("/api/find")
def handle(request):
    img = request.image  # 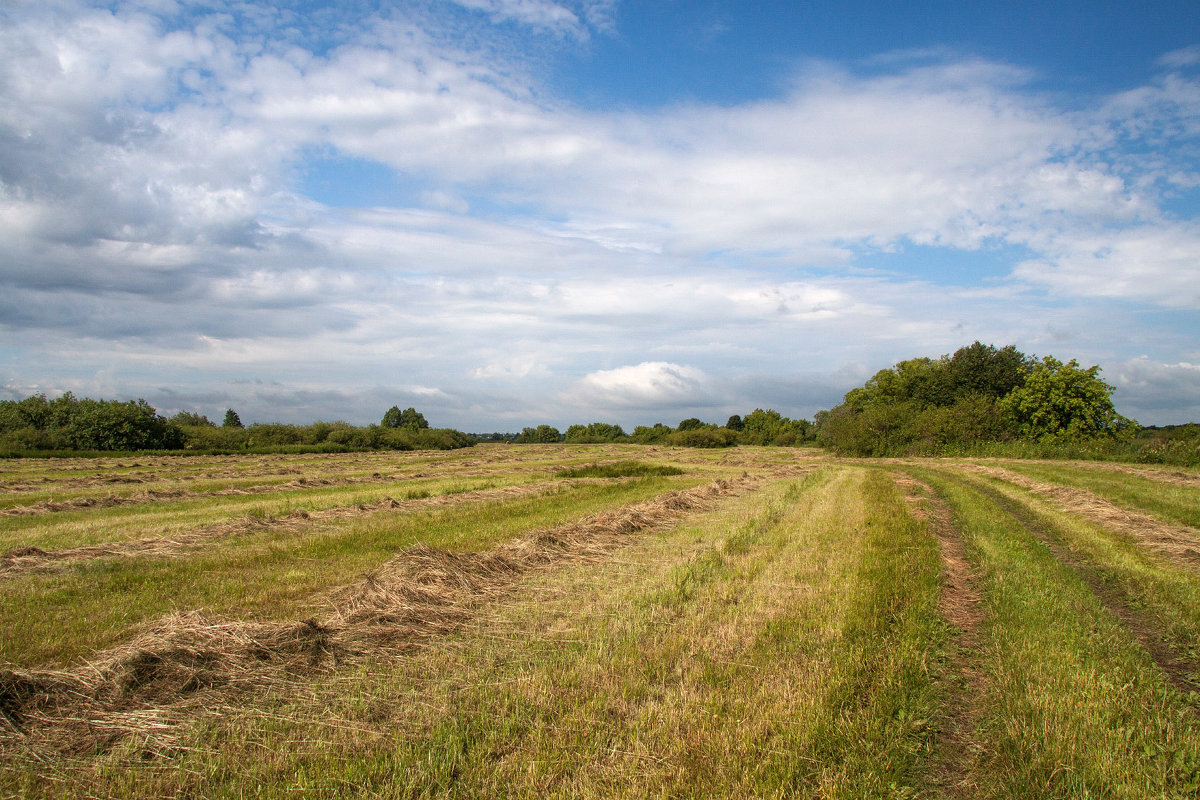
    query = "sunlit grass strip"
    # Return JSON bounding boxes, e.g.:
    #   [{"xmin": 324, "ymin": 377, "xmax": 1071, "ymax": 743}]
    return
[
  {"xmin": 61, "ymin": 467, "xmax": 950, "ymax": 798},
  {"xmin": 0, "ymin": 477, "xmax": 699, "ymax": 668},
  {"xmin": 918, "ymin": 469, "xmax": 1200, "ymax": 798},
  {"xmin": 555, "ymin": 460, "xmax": 685, "ymax": 478},
  {"xmin": 958, "ymin": 469, "xmax": 1200, "ymax": 668},
  {"xmin": 994, "ymin": 461, "xmax": 1200, "ymax": 528},
  {"xmin": 0, "ymin": 471, "xmax": 554, "ymax": 552}
]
